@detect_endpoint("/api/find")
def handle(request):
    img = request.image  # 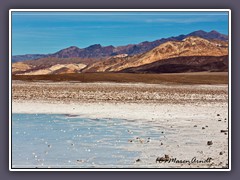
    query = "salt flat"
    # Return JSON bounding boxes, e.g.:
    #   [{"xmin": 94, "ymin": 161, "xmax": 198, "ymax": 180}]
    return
[{"xmin": 12, "ymin": 81, "xmax": 229, "ymax": 168}]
